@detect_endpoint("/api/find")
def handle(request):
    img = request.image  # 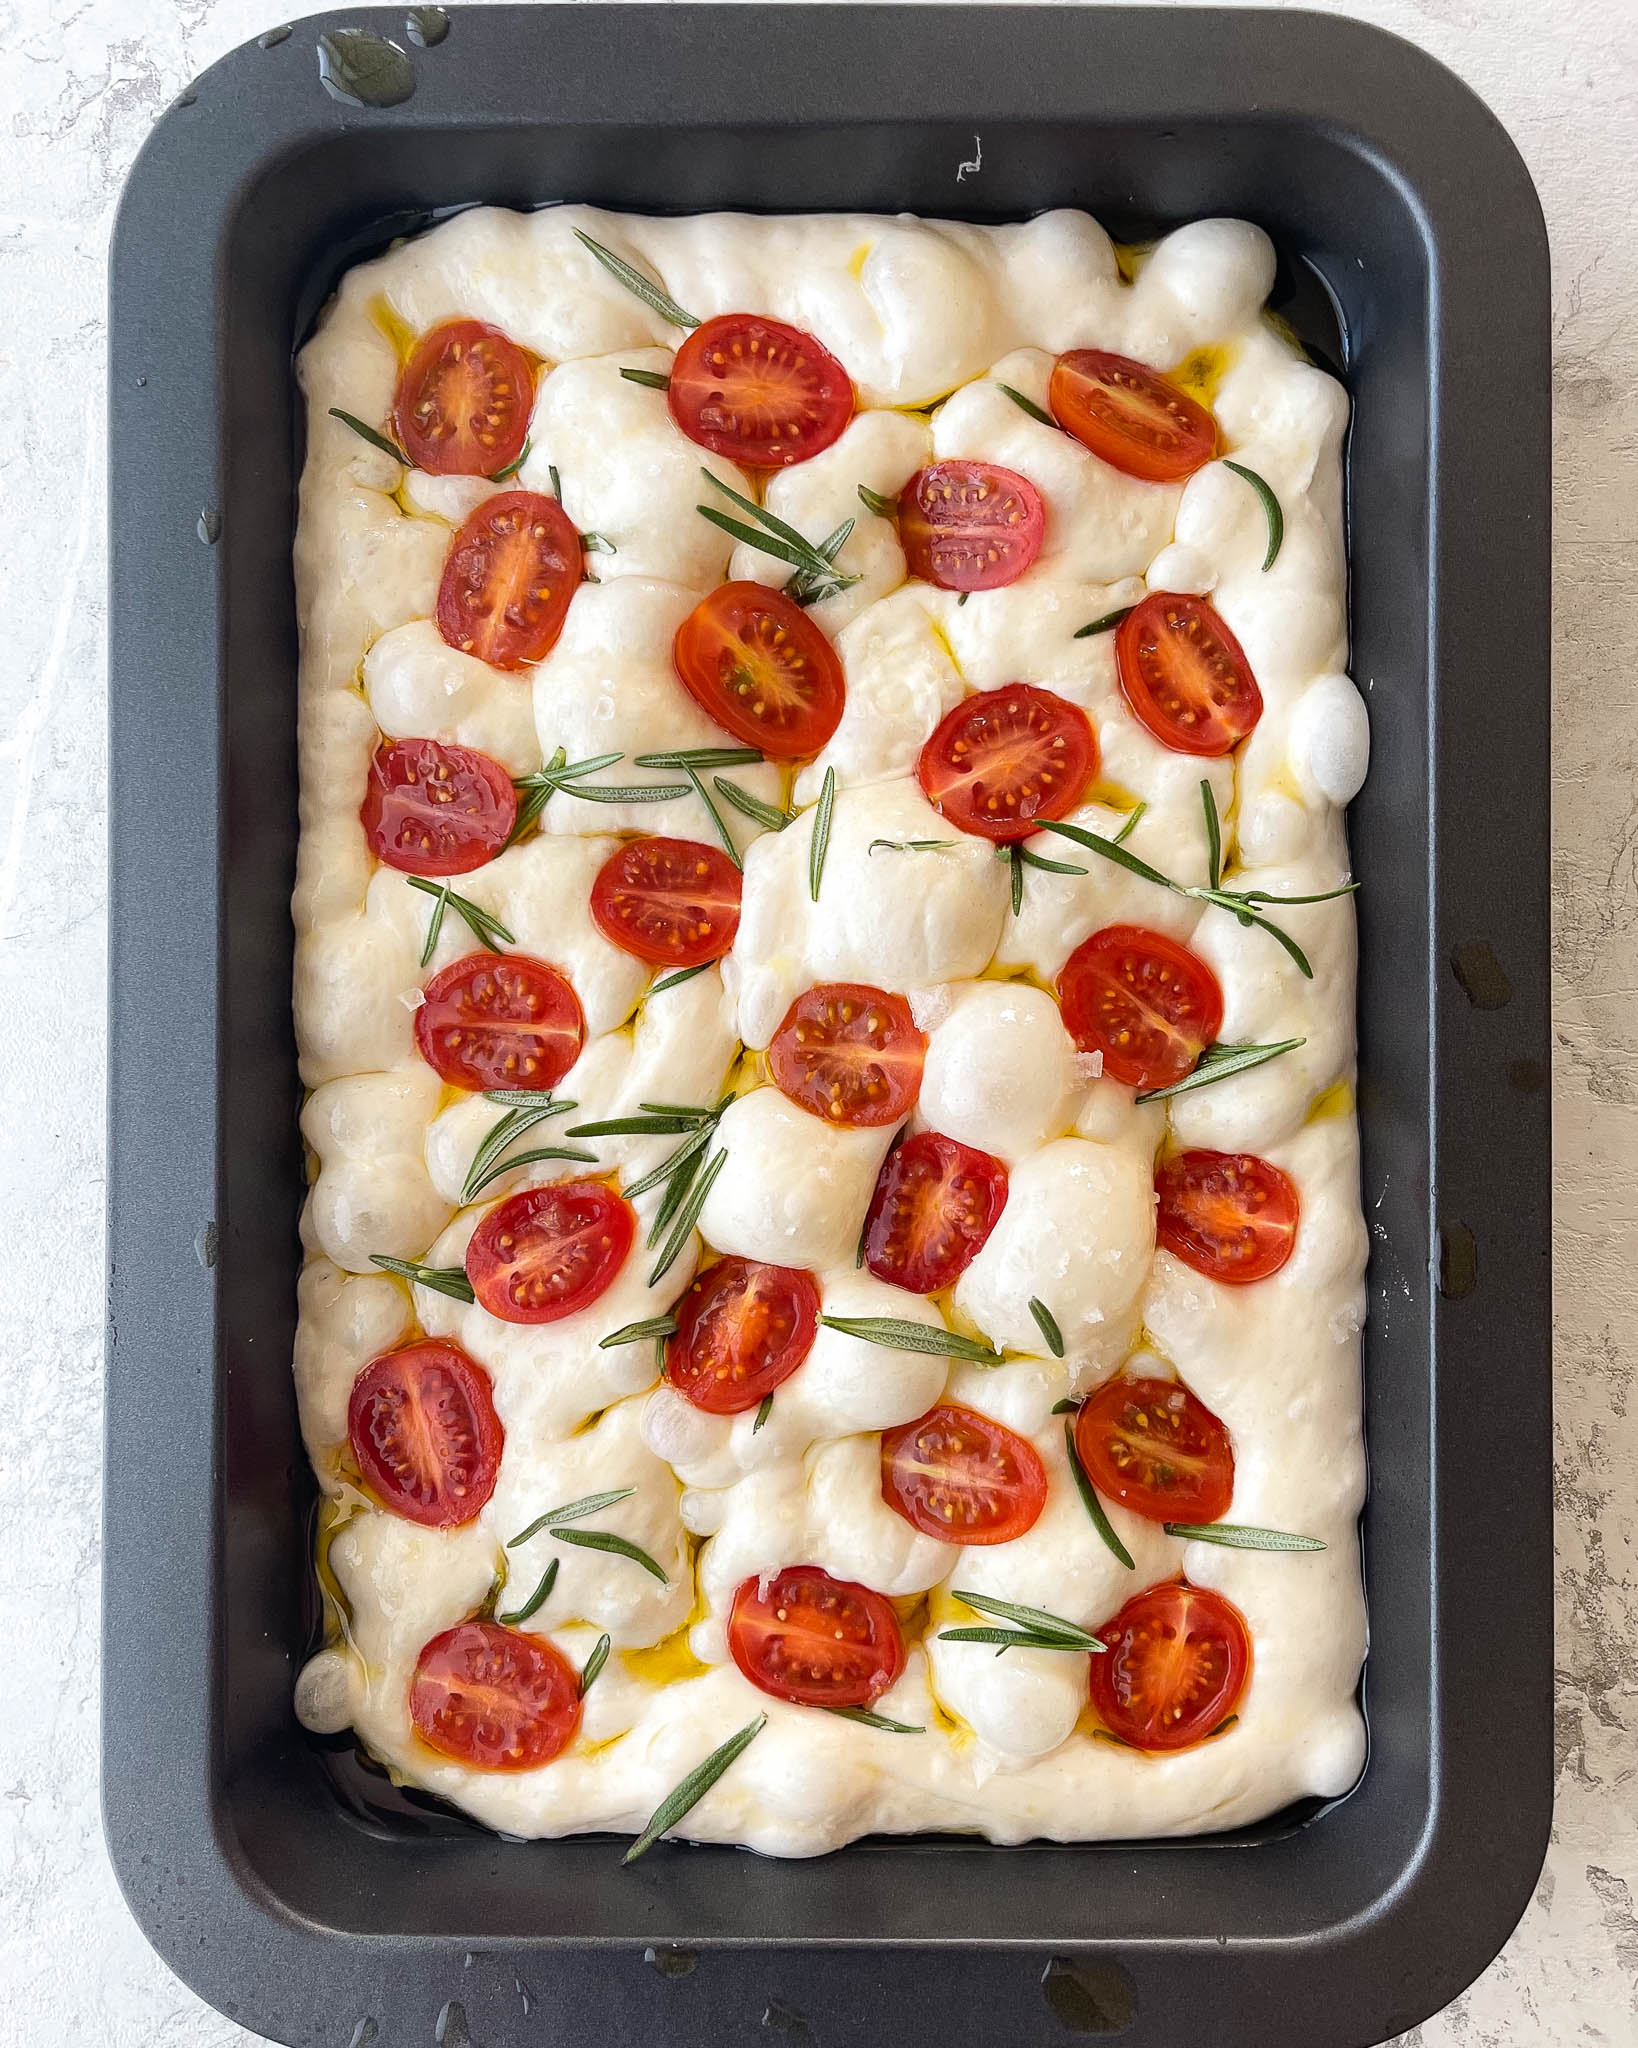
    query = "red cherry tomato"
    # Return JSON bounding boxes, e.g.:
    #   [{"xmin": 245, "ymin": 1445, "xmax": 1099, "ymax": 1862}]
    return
[
  {"xmin": 410, "ymin": 1622, "xmax": 582, "ymax": 1770},
  {"xmin": 672, "ymin": 582, "xmax": 845, "ymax": 759},
  {"xmin": 768, "ymin": 984, "xmax": 926, "ymax": 1128},
  {"xmin": 589, "ymin": 836, "xmax": 742, "ymax": 968},
  {"xmin": 348, "ymin": 1340, "xmax": 504, "ymax": 1528},
  {"xmin": 898, "ymin": 461, "xmax": 1045, "ymax": 591},
  {"xmin": 1074, "ymin": 1374, "xmax": 1235, "ymax": 1524},
  {"xmin": 1089, "ymin": 1581, "xmax": 1252, "ymax": 1752},
  {"xmin": 1058, "ymin": 925, "xmax": 1223, "ymax": 1093},
  {"xmin": 466, "ymin": 1182, "xmax": 633, "ymax": 1324},
  {"xmin": 666, "ymin": 1257, "xmax": 820, "ymax": 1415},
  {"xmin": 435, "ymin": 490, "xmax": 580, "ymax": 671},
  {"xmin": 863, "ymin": 1132, "xmax": 1008, "ymax": 1293},
  {"xmin": 1048, "ymin": 350, "xmax": 1217, "ymax": 484},
  {"xmin": 1156, "ymin": 1150, "xmax": 1300, "ymax": 1285},
  {"xmin": 393, "ymin": 319, "xmax": 535, "ymax": 477},
  {"xmin": 917, "ymin": 685, "xmax": 1097, "ymax": 843},
  {"xmin": 880, "ymin": 1402, "xmax": 1047, "ymax": 1546},
  {"xmin": 727, "ymin": 1565, "xmax": 905, "ymax": 1708},
  {"xmin": 415, "ymin": 954, "xmax": 584, "ymax": 1095},
  {"xmin": 361, "ymin": 737, "xmax": 516, "ymax": 877},
  {"xmin": 668, "ymin": 314, "xmax": 853, "ymax": 468},
  {"xmin": 1116, "ymin": 592, "xmax": 1262, "ymax": 757}
]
